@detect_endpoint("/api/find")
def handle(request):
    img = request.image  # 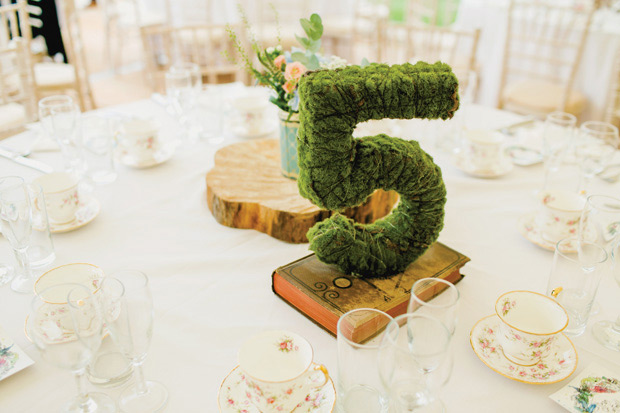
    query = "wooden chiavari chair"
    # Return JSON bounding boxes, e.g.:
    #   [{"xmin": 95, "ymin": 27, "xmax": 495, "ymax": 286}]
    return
[
  {"xmin": 604, "ymin": 46, "xmax": 620, "ymax": 128},
  {"xmin": 0, "ymin": 0, "xmax": 36, "ymax": 136},
  {"xmin": 140, "ymin": 22, "xmax": 246, "ymax": 92},
  {"xmin": 498, "ymin": 0, "xmax": 594, "ymax": 118}
]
